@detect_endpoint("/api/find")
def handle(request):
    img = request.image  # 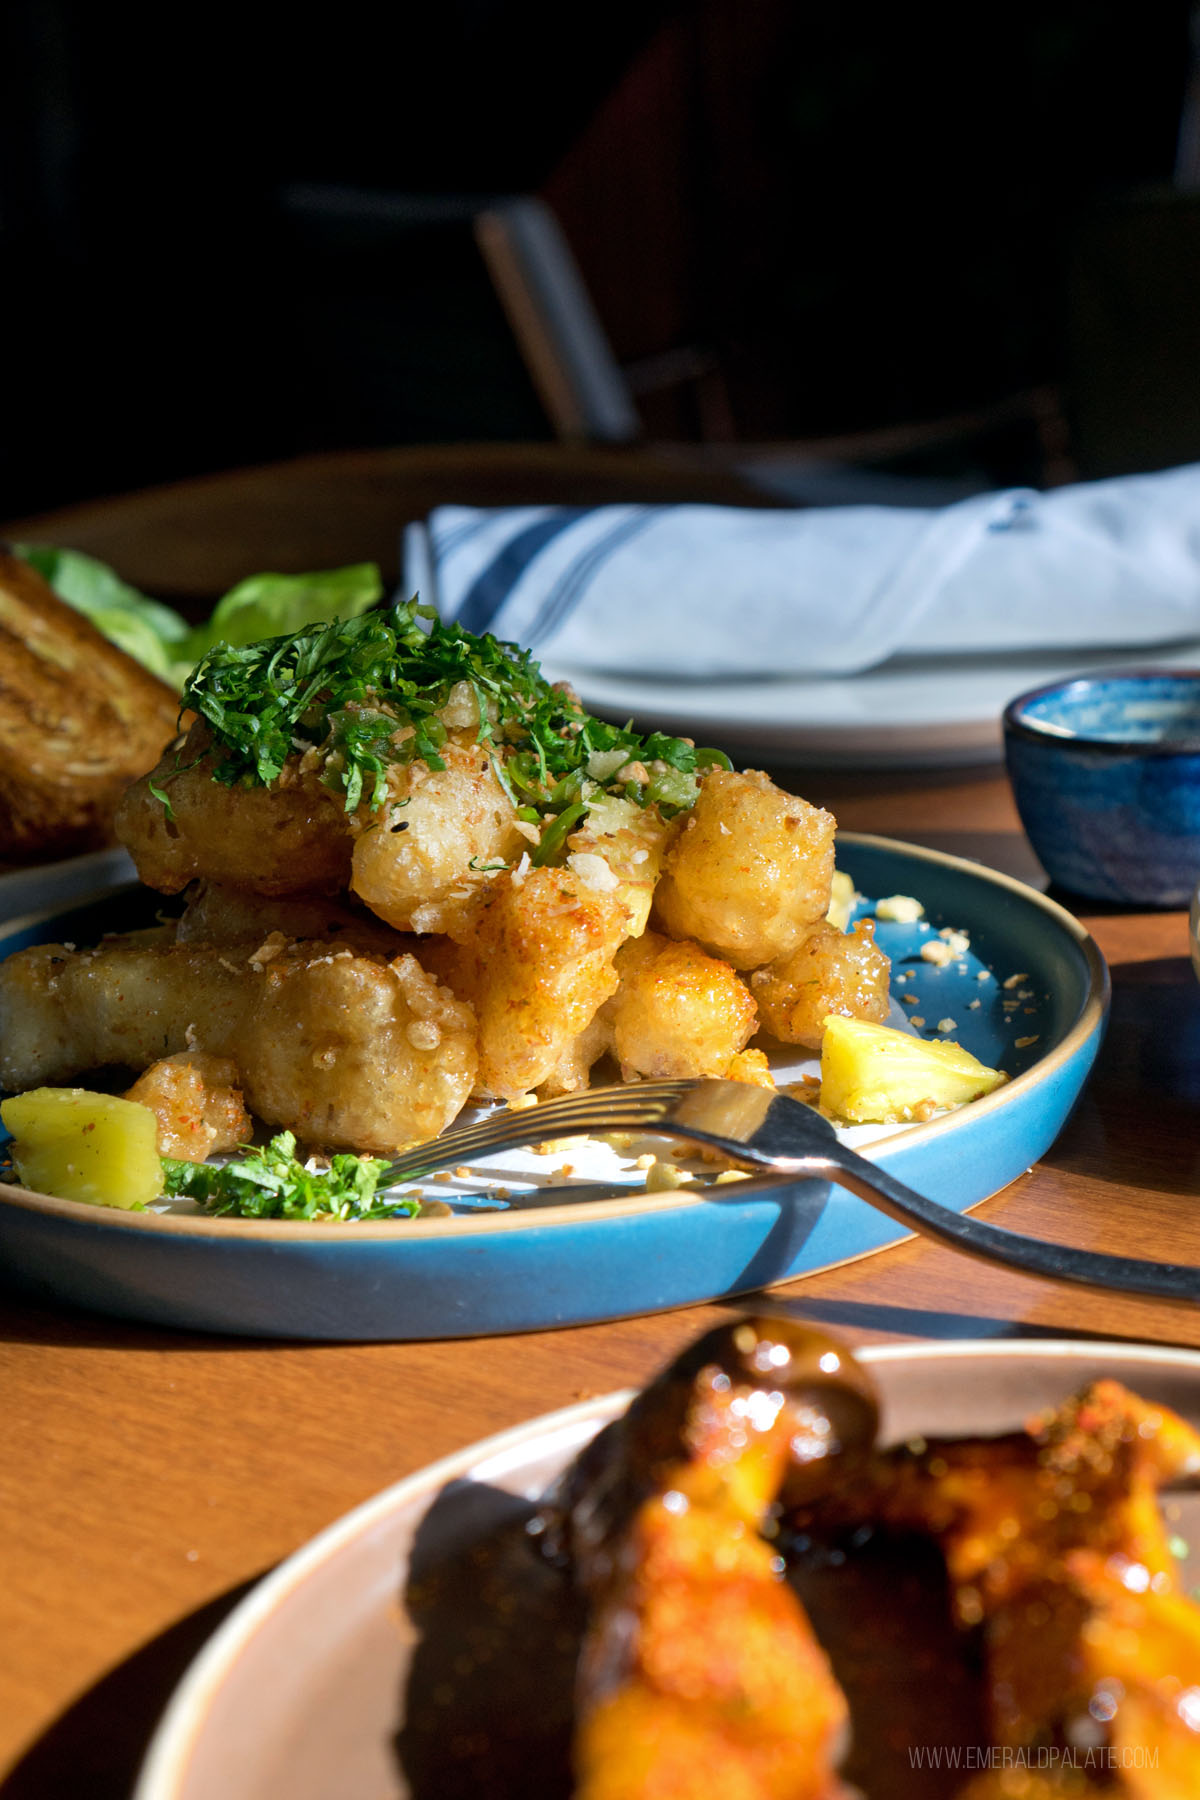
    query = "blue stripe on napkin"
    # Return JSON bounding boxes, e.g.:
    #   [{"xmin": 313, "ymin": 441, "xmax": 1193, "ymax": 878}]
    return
[
  {"xmin": 456, "ymin": 507, "xmax": 590, "ymax": 634},
  {"xmin": 430, "ymin": 511, "xmax": 501, "ymax": 560},
  {"xmin": 526, "ymin": 506, "xmax": 662, "ymax": 645}
]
